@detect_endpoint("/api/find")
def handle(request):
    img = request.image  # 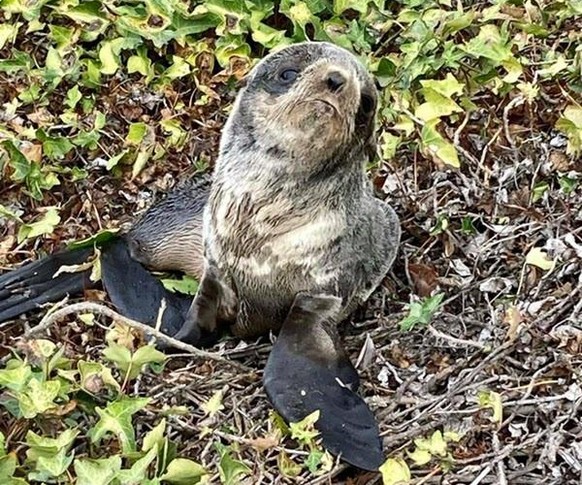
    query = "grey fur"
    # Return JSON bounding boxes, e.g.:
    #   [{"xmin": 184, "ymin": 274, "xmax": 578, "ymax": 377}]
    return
[
  {"xmin": 176, "ymin": 41, "xmax": 401, "ymax": 340},
  {"xmin": 126, "ymin": 174, "xmax": 211, "ymax": 278}
]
